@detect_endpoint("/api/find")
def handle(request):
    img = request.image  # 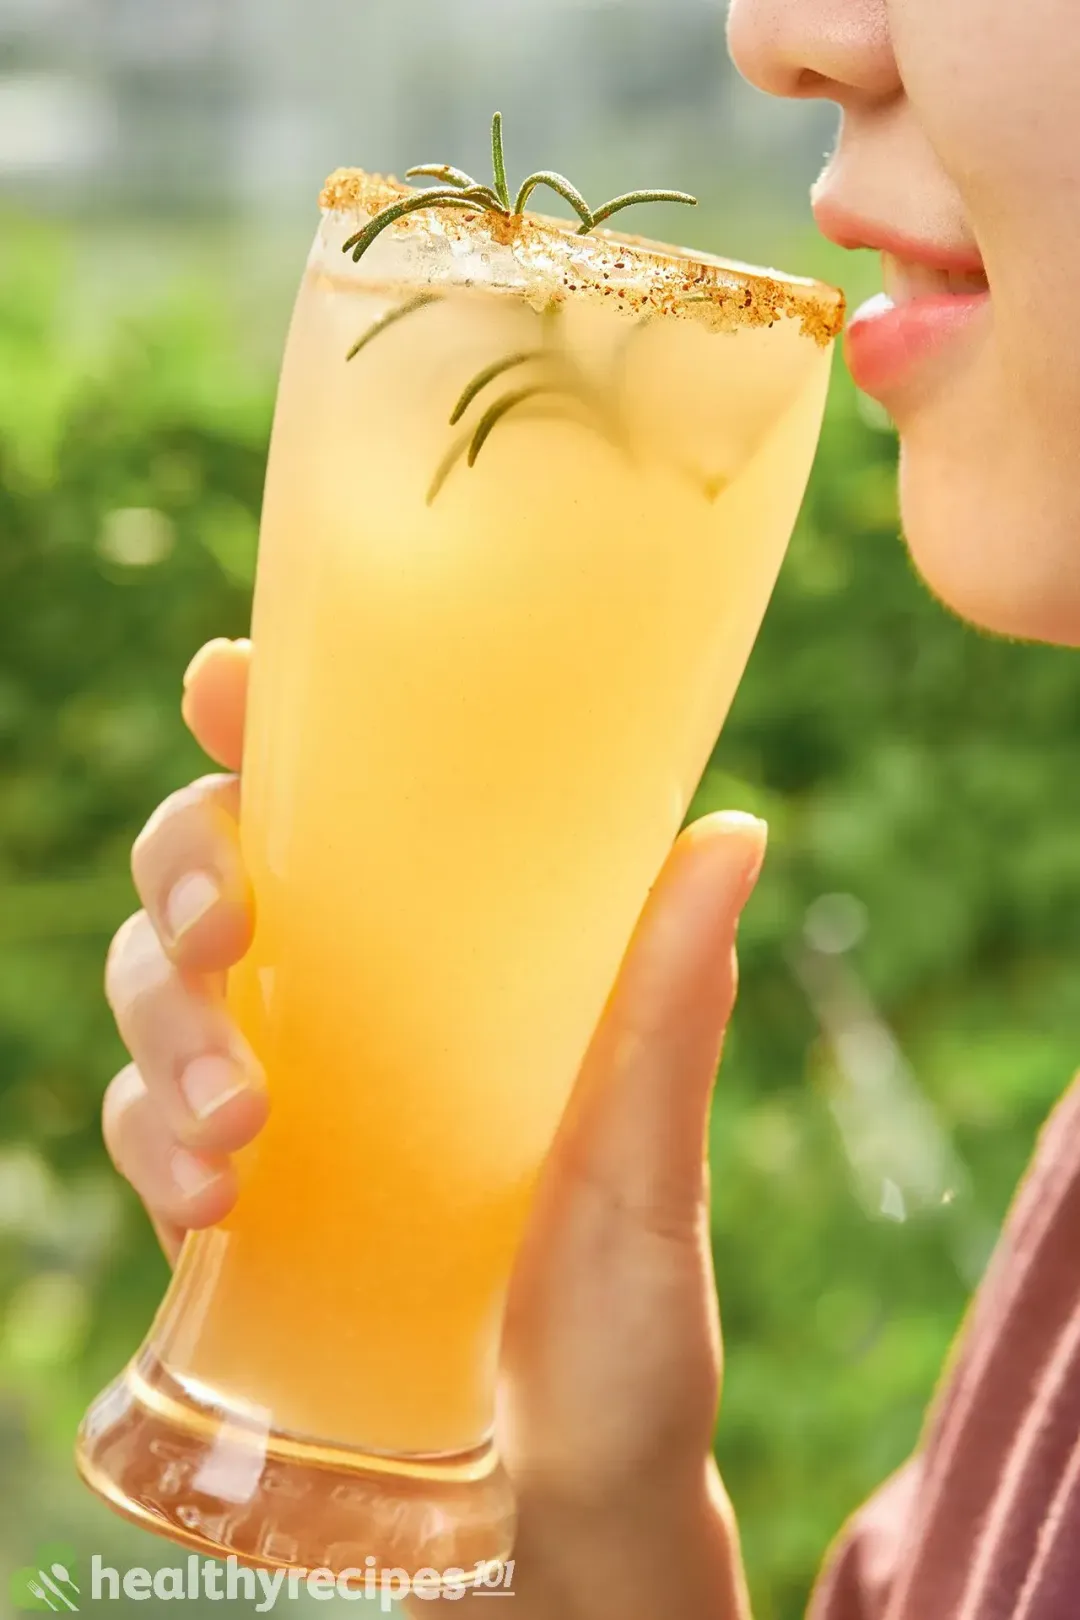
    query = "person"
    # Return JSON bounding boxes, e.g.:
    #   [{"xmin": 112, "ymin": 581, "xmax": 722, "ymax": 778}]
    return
[{"xmin": 99, "ymin": 0, "xmax": 1080, "ymax": 1614}]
